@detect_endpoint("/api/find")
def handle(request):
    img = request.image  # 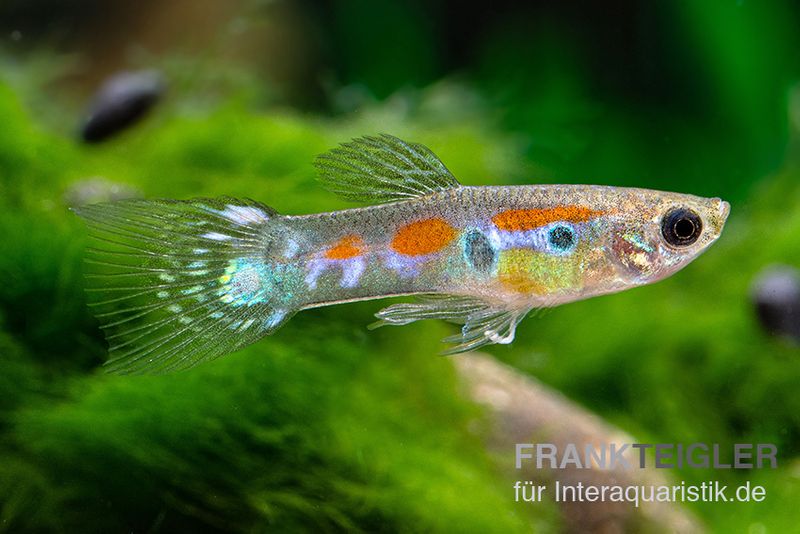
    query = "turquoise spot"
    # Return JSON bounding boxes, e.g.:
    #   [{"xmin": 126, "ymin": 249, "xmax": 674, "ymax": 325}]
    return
[
  {"xmin": 547, "ymin": 224, "xmax": 577, "ymax": 255},
  {"xmin": 218, "ymin": 258, "xmax": 300, "ymax": 308},
  {"xmin": 623, "ymin": 233, "xmax": 654, "ymax": 253}
]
